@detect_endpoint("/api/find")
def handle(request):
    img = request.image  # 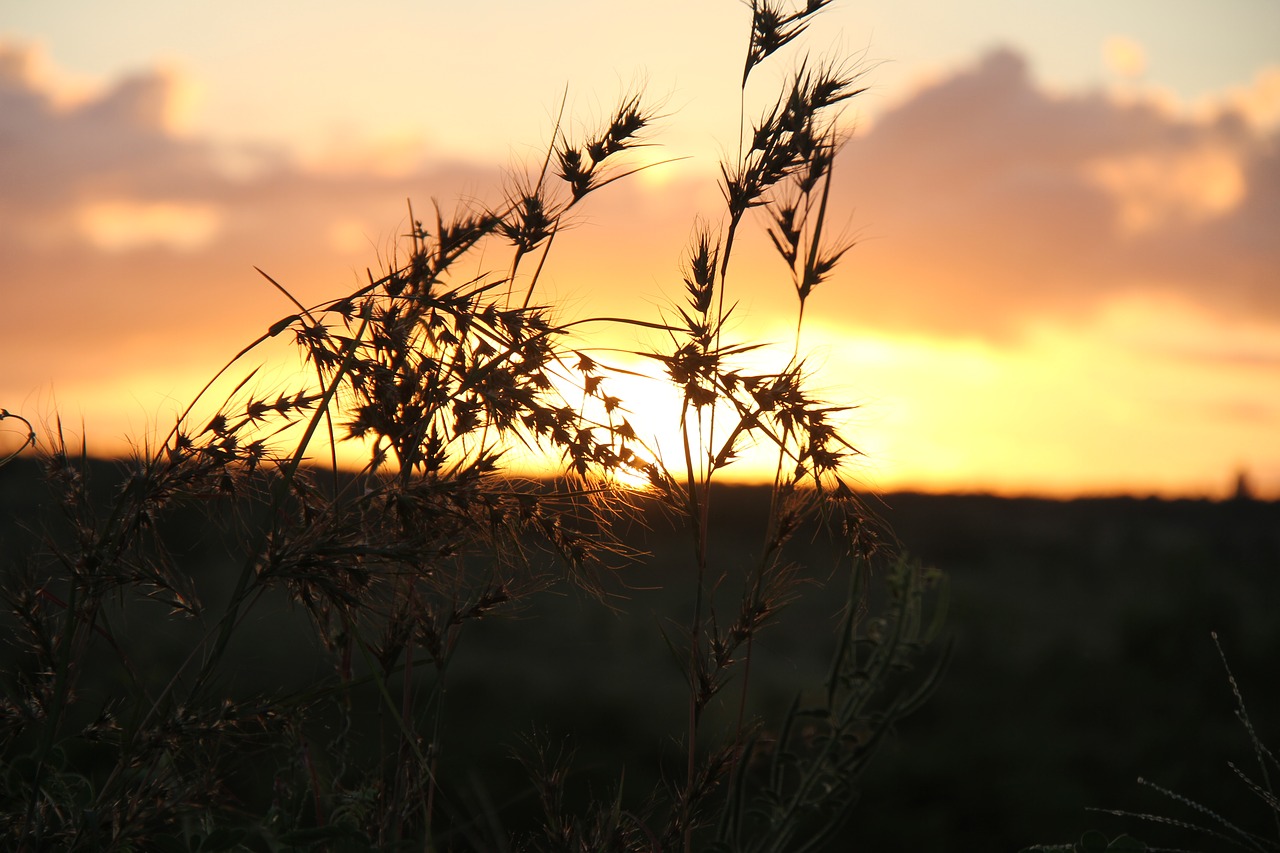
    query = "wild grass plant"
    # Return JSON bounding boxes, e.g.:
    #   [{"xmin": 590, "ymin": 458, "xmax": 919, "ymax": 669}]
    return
[
  {"xmin": 0, "ymin": 3, "xmax": 945, "ymax": 850},
  {"xmin": 1030, "ymin": 633, "xmax": 1279, "ymax": 853}
]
